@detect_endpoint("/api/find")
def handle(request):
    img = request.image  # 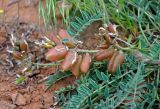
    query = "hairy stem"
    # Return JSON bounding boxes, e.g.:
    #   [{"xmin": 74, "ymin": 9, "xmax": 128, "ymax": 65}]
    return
[{"xmin": 74, "ymin": 49, "xmax": 99, "ymax": 53}]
